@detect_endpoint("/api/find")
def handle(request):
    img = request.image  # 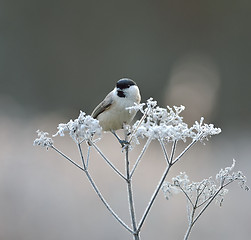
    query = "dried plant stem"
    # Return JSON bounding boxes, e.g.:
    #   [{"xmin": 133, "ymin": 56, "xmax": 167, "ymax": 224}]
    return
[
  {"xmin": 91, "ymin": 141, "xmax": 127, "ymax": 181},
  {"xmin": 159, "ymin": 138, "xmax": 170, "ymax": 164},
  {"xmin": 137, "ymin": 164, "xmax": 171, "ymax": 233},
  {"xmin": 51, "ymin": 134, "xmax": 199, "ymax": 239},
  {"xmin": 130, "ymin": 137, "xmax": 152, "ymax": 178},
  {"xmin": 51, "ymin": 145, "xmax": 134, "ymax": 235},
  {"xmin": 137, "ymin": 141, "xmax": 177, "ymax": 232},
  {"xmin": 170, "ymin": 140, "xmax": 177, "ymax": 164},
  {"xmin": 138, "ymin": 139, "xmax": 194, "ymax": 233},
  {"xmin": 184, "ymin": 187, "xmax": 222, "ymax": 240},
  {"xmin": 52, "ymin": 136, "xmax": 199, "ymax": 239},
  {"xmin": 125, "ymin": 145, "xmax": 140, "ymax": 240},
  {"xmin": 184, "ymin": 180, "xmax": 234, "ymax": 240},
  {"xmin": 84, "ymin": 169, "xmax": 134, "ymax": 235},
  {"xmin": 51, "ymin": 146, "xmax": 85, "ymax": 171},
  {"xmin": 128, "ymin": 107, "xmax": 149, "ymax": 144},
  {"xmin": 173, "ymin": 139, "xmax": 197, "ymax": 164},
  {"xmin": 192, "ymin": 182, "xmax": 233, "ymax": 225},
  {"xmin": 86, "ymin": 145, "xmax": 91, "ymax": 168},
  {"xmin": 179, "ymin": 185, "xmax": 194, "ymax": 208},
  {"xmin": 78, "ymin": 143, "xmax": 86, "ymax": 169}
]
